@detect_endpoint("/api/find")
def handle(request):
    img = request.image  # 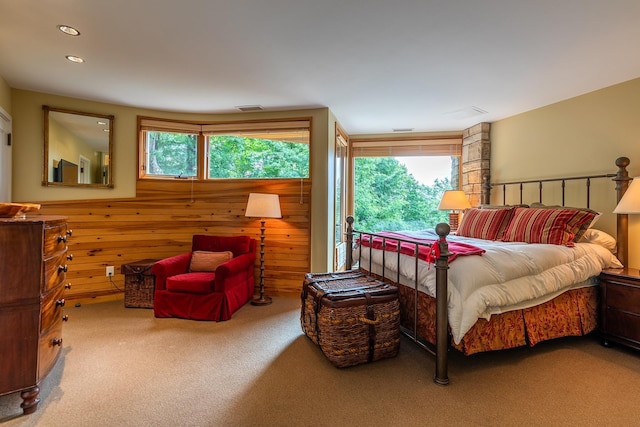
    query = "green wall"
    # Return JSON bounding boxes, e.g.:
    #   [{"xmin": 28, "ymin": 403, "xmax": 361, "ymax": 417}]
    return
[{"xmin": 492, "ymin": 77, "xmax": 640, "ymax": 268}]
